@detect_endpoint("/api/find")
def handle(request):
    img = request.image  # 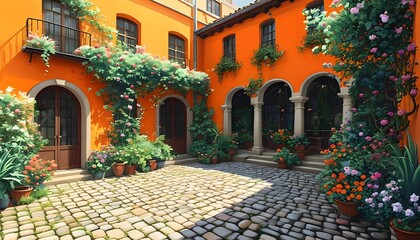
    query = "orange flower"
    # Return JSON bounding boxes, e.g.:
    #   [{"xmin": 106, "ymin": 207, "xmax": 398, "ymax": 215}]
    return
[
  {"xmin": 356, "ymin": 195, "xmax": 362, "ymax": 200},
  {"xmin": 330, "ymin": 144, "xmax": 336, "ymax": 149},
  {"xmin": 336, "ymin": 184, "xmax": 343, "ymax": 189},
  {"xmin": 276, "ymin": 148, "xmax": 281, "ymax": 152},
  {"xmin": 340, "ymin": 189, "xmax": 347, "ymax": 195},
  {"xmin": 360, "ymin": 175, "xmax": 366, "ymax": 180},
  {"xmin": 327, "ymin": 191, "xmax": 332, "ymax": 195},
  {"xmin": 354, "ymin": 181, "xmax": 359, "ymax": 186},
  {"xmin": 359, "ymin": 182, "xmax": 365, "ymax": 186},
  {"xmin": 346, "ymin": 196, "xmax": 351, "ymax": 201},
  {"xmin": 345, "ymin": 185, "xmax": 350, "ymax": 189},
  {"xmin": 350, "ymin": 193, "xmax": 355, "ymax": 199},
  {"xmin": 357, "ymin": 186, "xmax": 363, "ymax": 192},
  {"xmin": 331, "ymin": 173, "xmax": 337, "ymax": 178},
  {"xmin": 337, "ymin": 142, "xmax": 343, "ymax": 146}
]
